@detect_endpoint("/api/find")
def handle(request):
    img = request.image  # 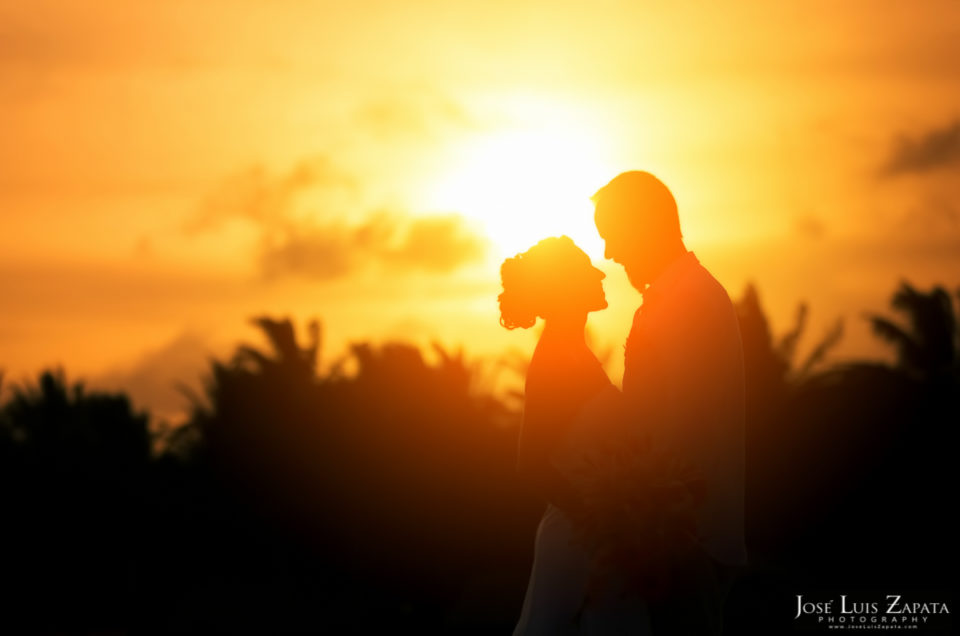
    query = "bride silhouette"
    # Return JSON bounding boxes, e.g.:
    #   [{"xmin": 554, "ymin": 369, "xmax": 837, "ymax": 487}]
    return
[{"xmin": 500, "ymin": 236, "xmax": 652, "ymax": 635}]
